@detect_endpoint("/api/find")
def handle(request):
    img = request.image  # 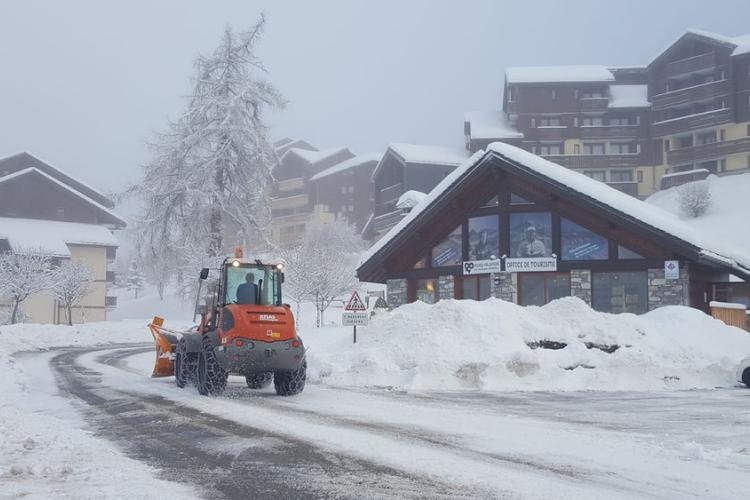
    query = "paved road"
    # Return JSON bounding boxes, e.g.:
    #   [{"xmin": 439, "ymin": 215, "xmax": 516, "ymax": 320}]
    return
[
  {"xmin": 49, "ymin": 345, "xmax": 491, "ymax": 500},
  {"xmin": 42, "ymin": 344, "xmax": 750, "ymax": 499}
]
